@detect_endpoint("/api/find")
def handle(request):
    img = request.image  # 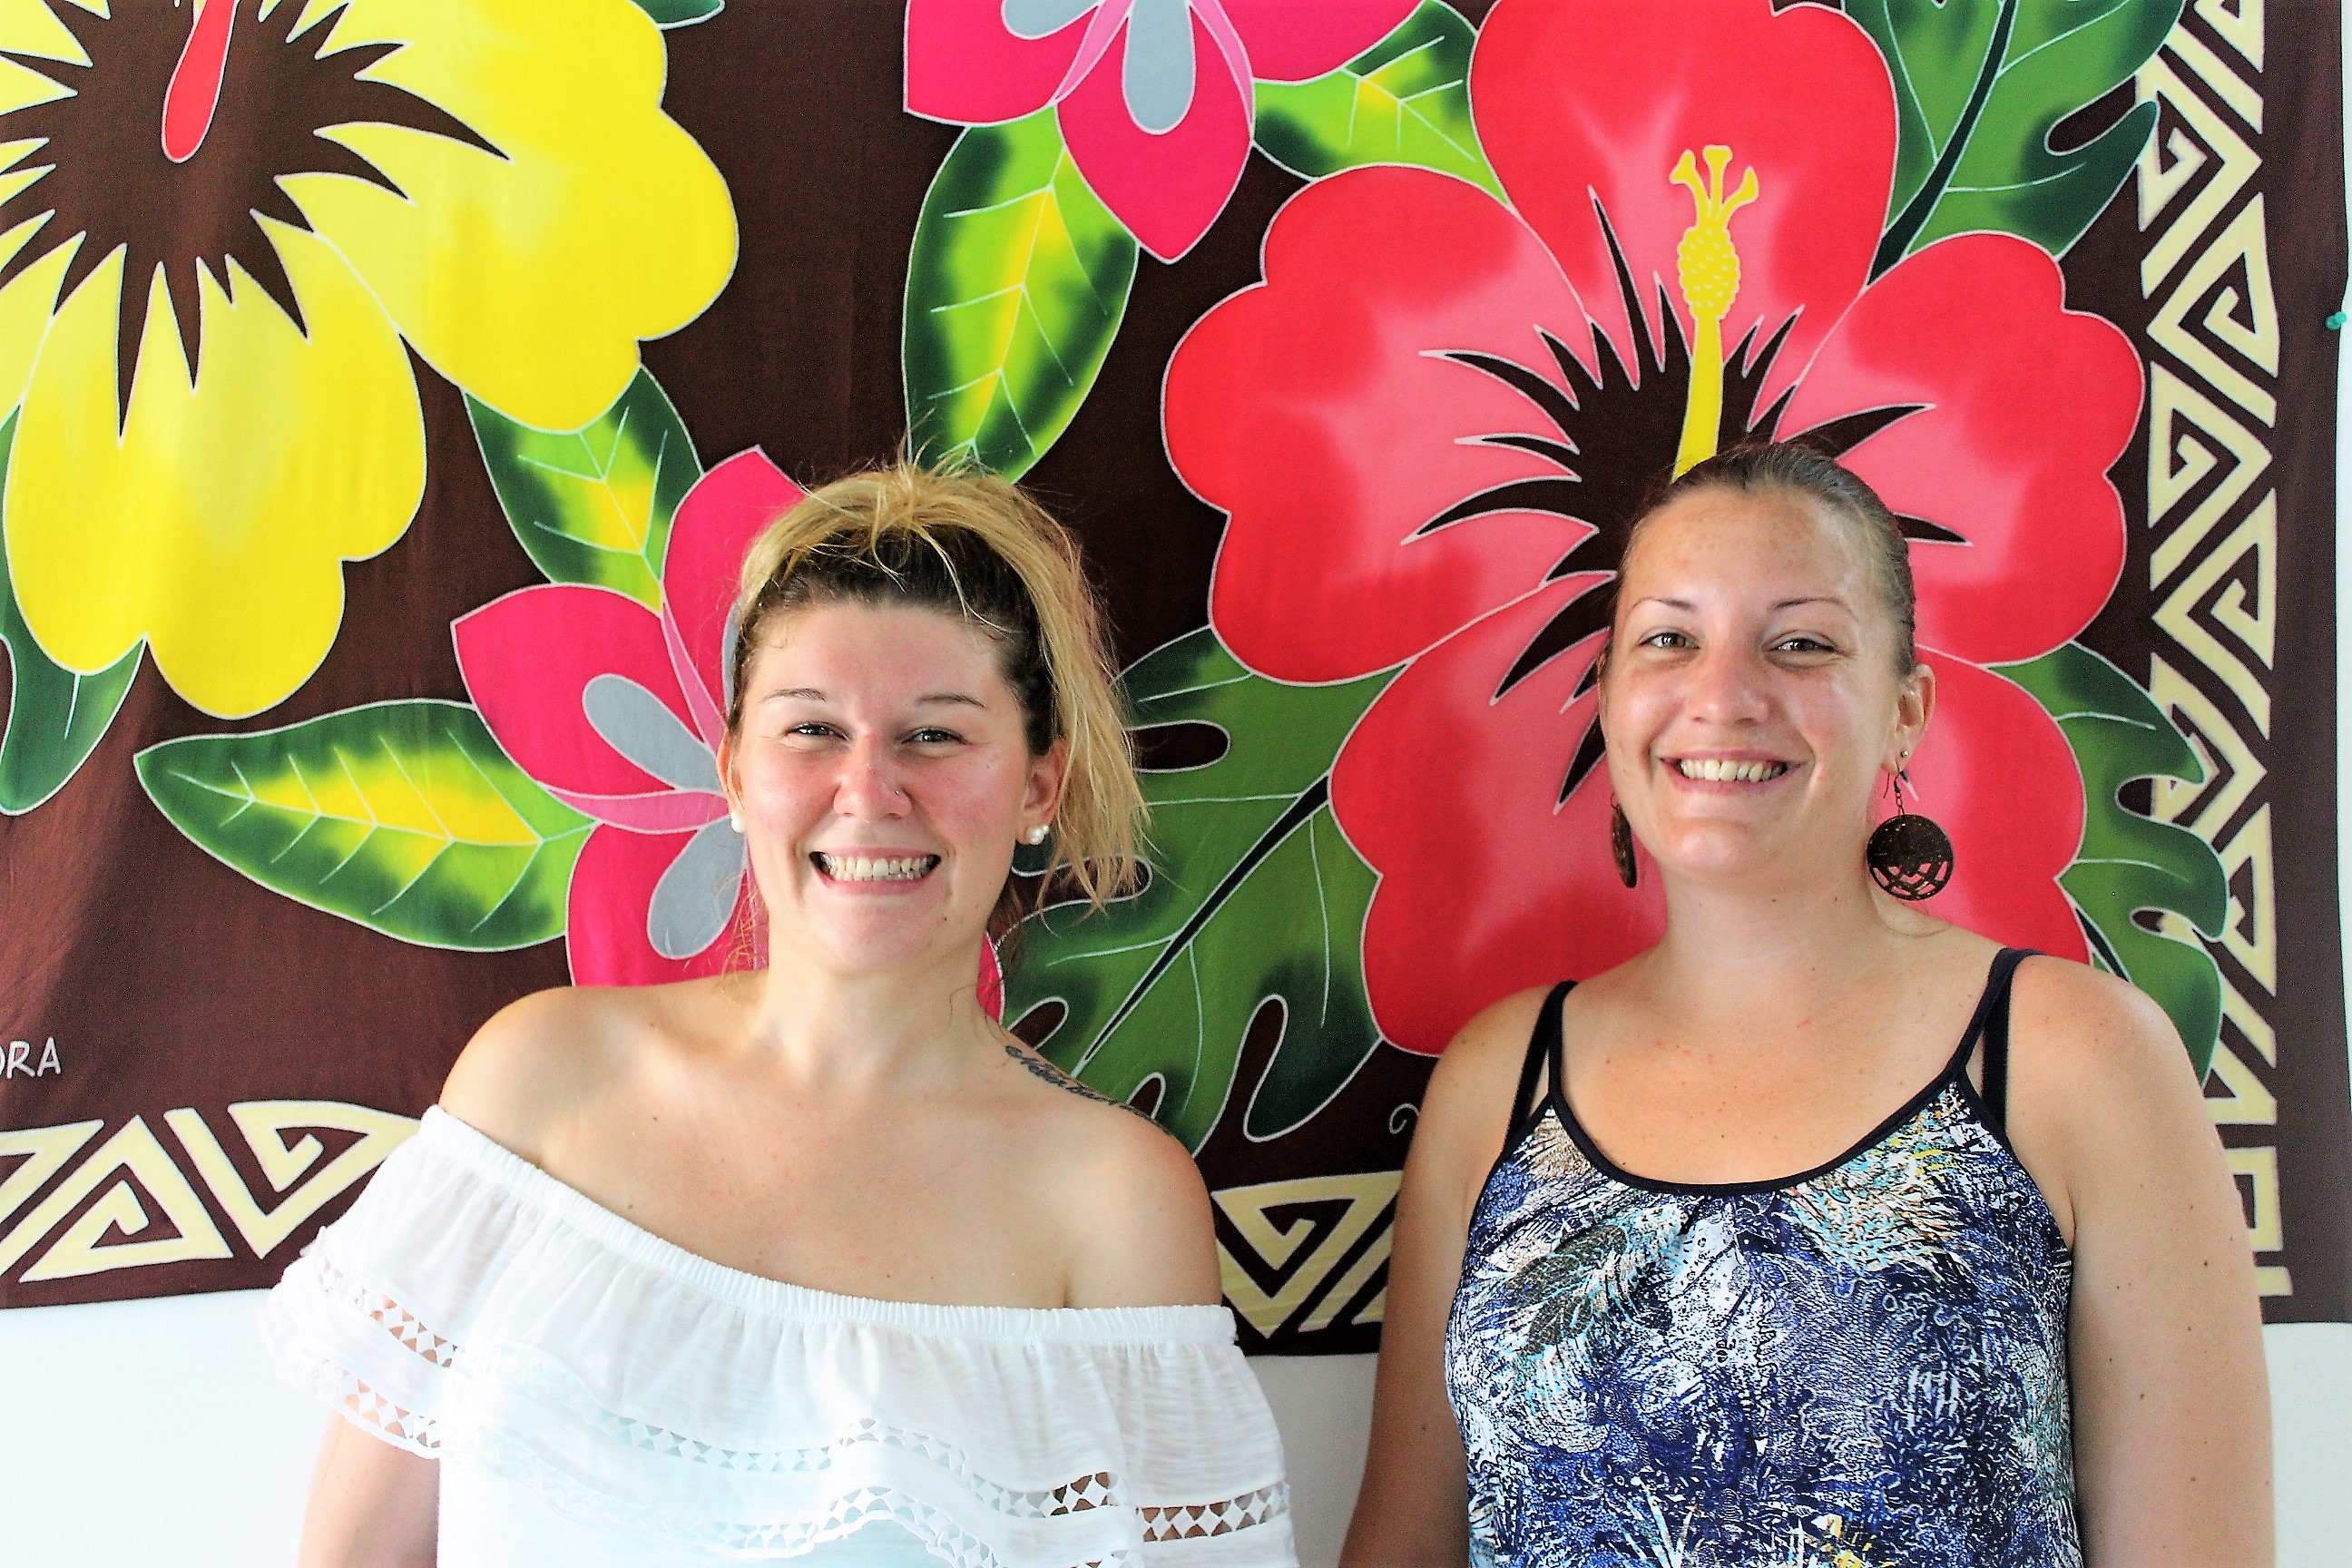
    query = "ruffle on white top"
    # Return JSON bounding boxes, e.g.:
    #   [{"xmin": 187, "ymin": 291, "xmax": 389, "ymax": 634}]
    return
[{"xmin": 260, "ymin": 1108, "xmax": 1295, "ymax": 1567}]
